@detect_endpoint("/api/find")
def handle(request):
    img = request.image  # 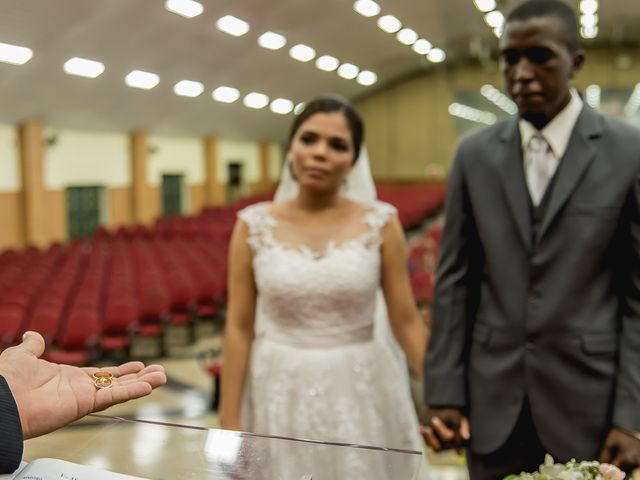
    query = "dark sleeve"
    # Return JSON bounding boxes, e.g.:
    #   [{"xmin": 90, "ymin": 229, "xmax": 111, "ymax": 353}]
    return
[
  {"xmin": 613, "ymin": 168, "xmax": 640, "ymax": 432},
  {"xmin": 423, "ymin": 141, "xmax": 480, "ymax": 408},
  {"xmin": 0, "ymin": 374, "xmax": 23, "ymax": 473}
]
